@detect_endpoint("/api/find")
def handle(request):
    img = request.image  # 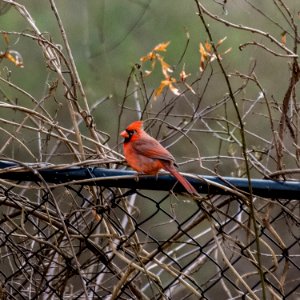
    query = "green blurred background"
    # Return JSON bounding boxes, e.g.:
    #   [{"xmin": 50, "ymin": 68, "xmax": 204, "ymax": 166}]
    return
[
  {"xmin": 0, "ymin": 0, "xmax": 298, "ymax": 173},
  {"xmin": 0, "ymin": 3, "xmax": 298, "ymax": 297}
]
